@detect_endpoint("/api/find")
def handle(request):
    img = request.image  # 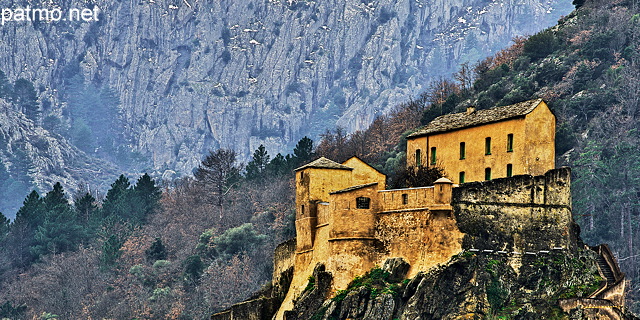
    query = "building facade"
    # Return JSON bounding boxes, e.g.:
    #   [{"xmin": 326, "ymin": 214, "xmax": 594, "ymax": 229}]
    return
[{"xmin": 406, "ymin": 98, "xmax": 555, "ymax": 183}]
